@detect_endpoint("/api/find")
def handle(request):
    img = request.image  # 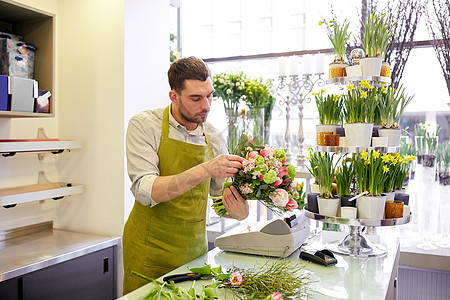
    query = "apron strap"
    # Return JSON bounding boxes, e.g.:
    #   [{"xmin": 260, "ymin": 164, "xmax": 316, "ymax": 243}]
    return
[{"xmin": 161, "ymin": 105, "xmax": 170, "ymax": 138}]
